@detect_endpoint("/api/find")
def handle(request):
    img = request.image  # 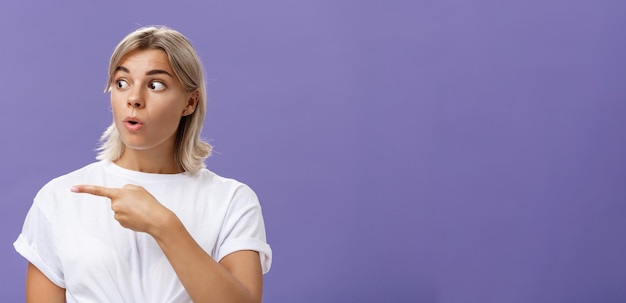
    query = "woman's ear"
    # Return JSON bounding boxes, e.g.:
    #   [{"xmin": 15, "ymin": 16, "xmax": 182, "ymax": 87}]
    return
[{"xmin": 183, "ymin": 90, "xmax": 200, "ymax": 116}]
